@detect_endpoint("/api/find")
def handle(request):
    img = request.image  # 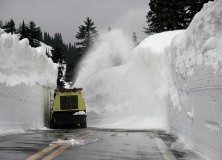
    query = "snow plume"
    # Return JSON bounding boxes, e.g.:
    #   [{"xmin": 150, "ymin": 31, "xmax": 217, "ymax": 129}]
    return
[
  {"xmin": 75, "ymin": 30, "xmax": 133, "ymax": 86},
  {"xmin": 75, "ymin": 29, "xmax": 183, "ymax": 130},
  {"xmin": 0, "ymin": 32, "xmax": 57, "ymax": 87}
]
